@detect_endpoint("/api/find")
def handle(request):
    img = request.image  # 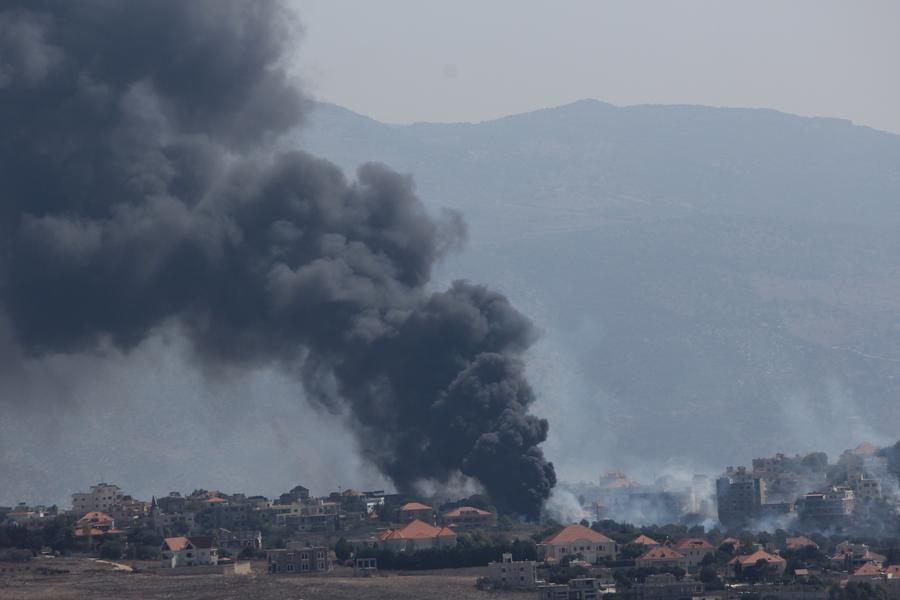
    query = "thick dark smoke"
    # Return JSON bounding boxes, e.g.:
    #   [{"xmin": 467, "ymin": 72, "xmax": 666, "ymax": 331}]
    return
[{"xmin": 0, "ymin": 1, "xmax": 555, "ymax": 517}]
